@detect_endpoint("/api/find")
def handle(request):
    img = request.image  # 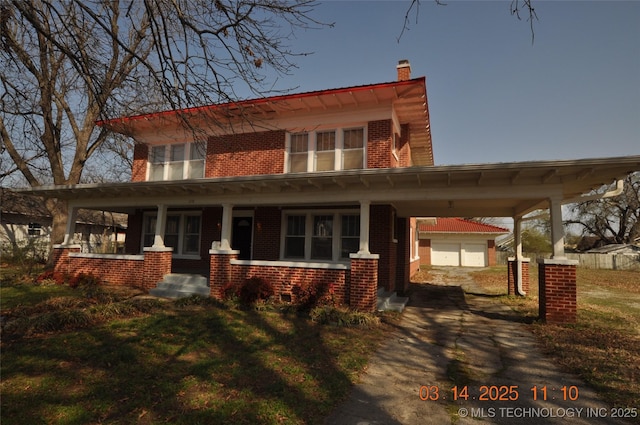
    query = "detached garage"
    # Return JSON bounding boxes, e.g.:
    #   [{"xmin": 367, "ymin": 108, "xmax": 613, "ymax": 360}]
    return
[{"xmin": 418, "ymin": 218, "xmax": 509, "ymax": 267}]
